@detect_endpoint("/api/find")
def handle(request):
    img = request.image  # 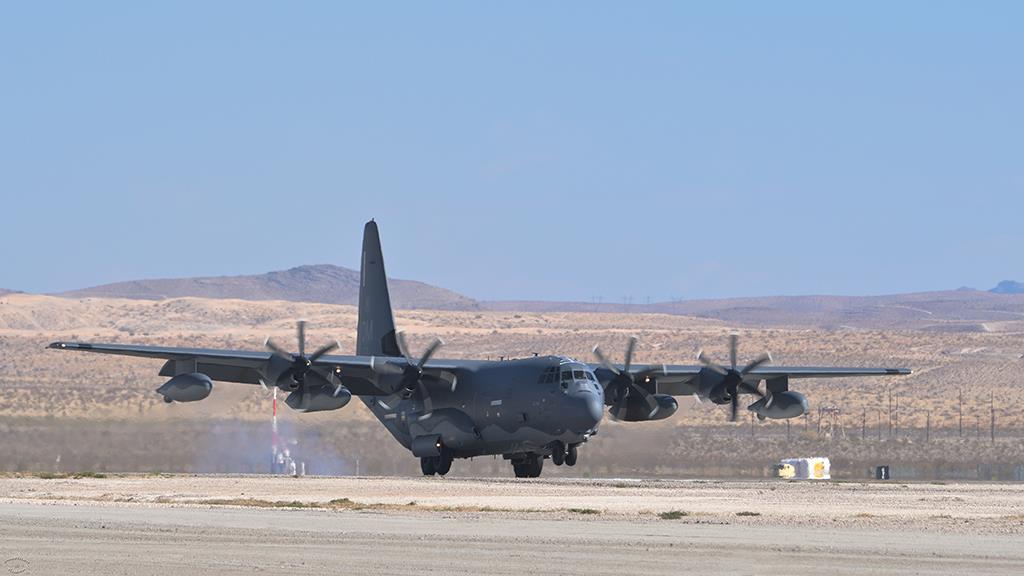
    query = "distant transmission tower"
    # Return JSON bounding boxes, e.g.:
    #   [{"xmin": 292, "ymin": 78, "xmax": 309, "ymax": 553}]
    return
[{"xmin": 817, "ymin": 406, "xmax": 845, "ymax": 439}]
